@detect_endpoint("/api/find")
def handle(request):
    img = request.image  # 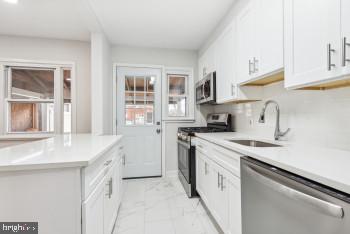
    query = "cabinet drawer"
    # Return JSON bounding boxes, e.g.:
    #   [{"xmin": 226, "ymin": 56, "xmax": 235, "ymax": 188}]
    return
[
  {"xmin": 82, "ymin": 145, "xmax": 120, "ymax": 200},
  {"xmin": 195, "ymin": 137, "xmax": 241, "ymax": 178}
]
